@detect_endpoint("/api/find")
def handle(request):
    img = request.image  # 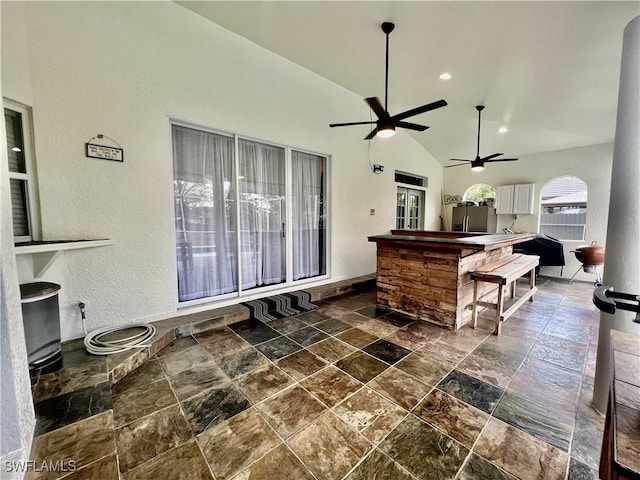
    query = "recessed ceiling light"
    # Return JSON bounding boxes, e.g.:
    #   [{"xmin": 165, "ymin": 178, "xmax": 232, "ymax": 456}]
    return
[
  {"xmin": 498, "ymin": 126, "xmax": 508, "ymax": 134},
  {"xmin": 11, "ymin": 147, "xmax": 21, "ymax": 152},
  {"xmin": 439, "ymin": 72, "xmax": 452, "ymax": 80}
]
